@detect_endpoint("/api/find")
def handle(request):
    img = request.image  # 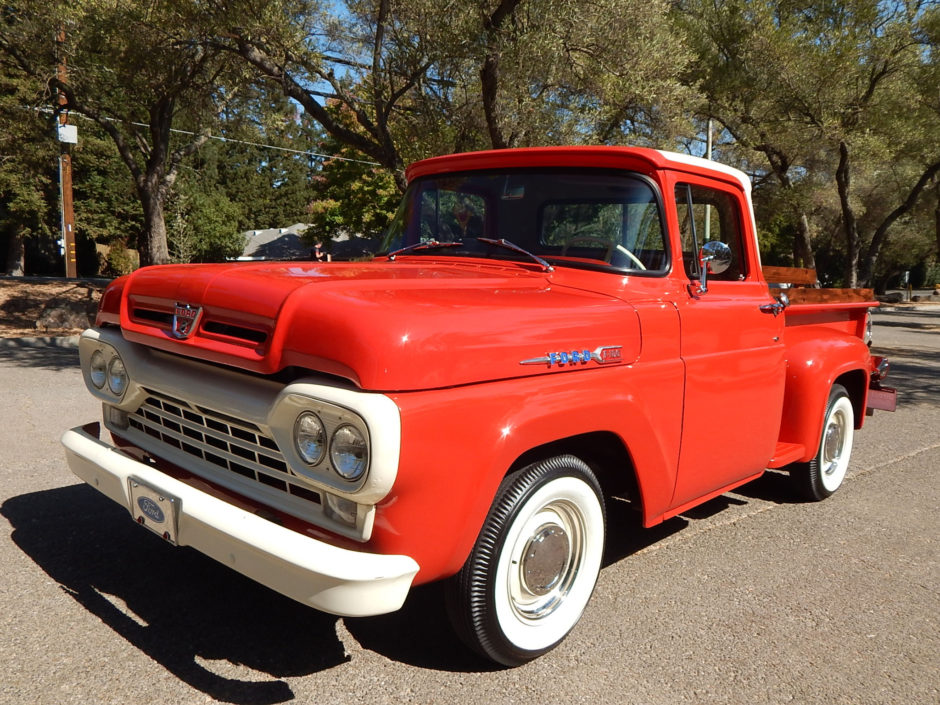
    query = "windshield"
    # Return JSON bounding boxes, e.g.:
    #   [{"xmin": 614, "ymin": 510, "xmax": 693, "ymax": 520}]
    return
[{"xmin": 377, "ymin": 169, "xmax": 669, "ymax": 274}]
